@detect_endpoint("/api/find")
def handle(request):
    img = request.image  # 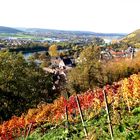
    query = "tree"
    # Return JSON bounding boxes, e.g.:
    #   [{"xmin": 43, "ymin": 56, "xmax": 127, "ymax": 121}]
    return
[
  {"xmin": 0, "ymin": 51, "xmax": 53, "ymax": 121},
  {"xmin": 49, "ymin": 44, "xmax": 58, "ymax": 57},
  {"xmin": 33, "ymin": 52, "xmax": 40, "ymax": 59},
  {"xmin": 39, "ymin": 52, "xmax": 47, "ymax": 60},
  {"xmin": 39, "ymin": 52, "xmax": 51, "ymax": 67},
  {"xmin": 41, "ymin": 59, "xmax": 51, "ymax": 67},
  {"xmin": 67, "ymin": 46, "xmax": 102, "ymax": 93},
  {"xmin": 91, "ymin": 37, "xmax": 105, "ymax": 46},
  {"xmin": 43, "ymin": 42, "xmax": 49, "ymax": 48}
]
